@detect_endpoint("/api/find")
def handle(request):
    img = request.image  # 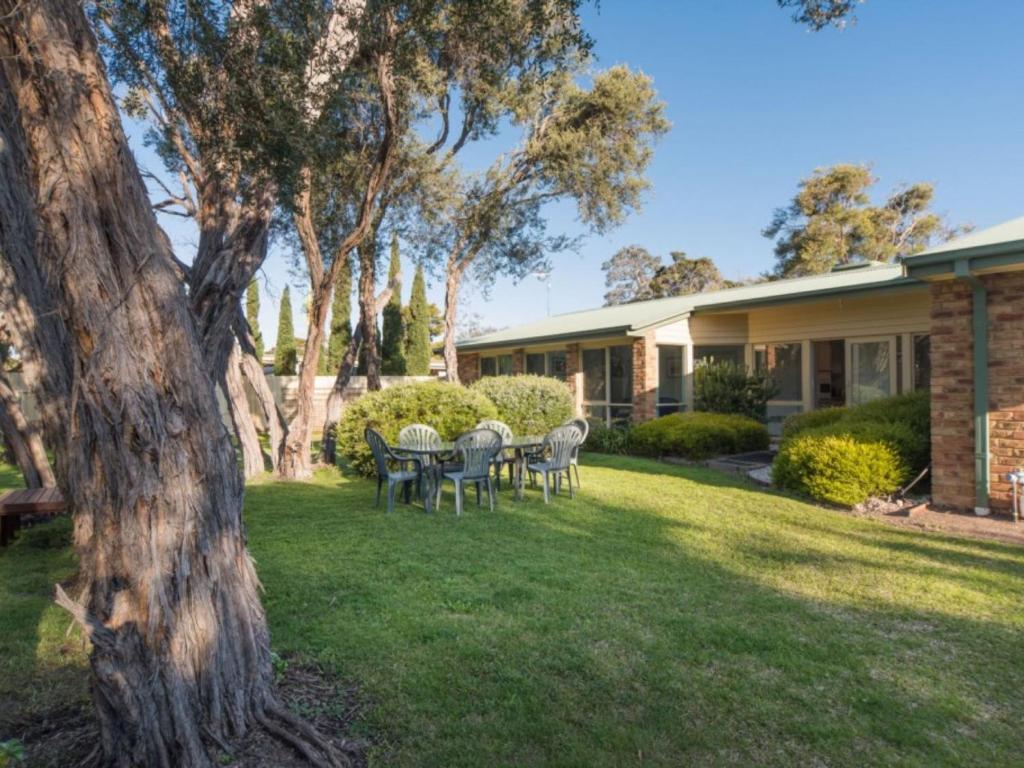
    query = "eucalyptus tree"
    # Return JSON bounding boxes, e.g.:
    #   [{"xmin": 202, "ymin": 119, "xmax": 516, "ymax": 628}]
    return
[
  {"xmin": 649, "ymin": 252, "xmax": 731, "ymax": 297},
  {"xmin": 602, "ymin": 245, "xmax": 660, "ymax": 305},
  {"xmin": 763, "ymin": 164, "xmax": 962, "ymax": 277},
  {"xmin": 0, "ymin": 3, "xmax": 353, "ymax": 764},
  {"xmin": 432, "ymin": 66, "xmax": 670, "ymax": 381}
]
